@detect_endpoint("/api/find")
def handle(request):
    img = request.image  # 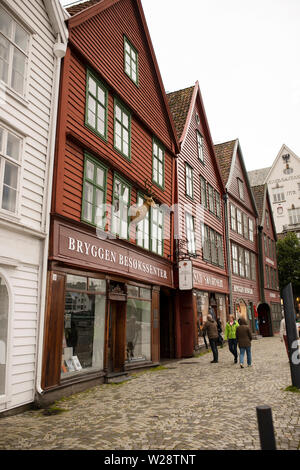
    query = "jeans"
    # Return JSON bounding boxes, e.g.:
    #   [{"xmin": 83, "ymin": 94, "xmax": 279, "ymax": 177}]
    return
[
  {"xmin": 228, "ymin": 338, "xmax": 238, "ymax": 361},
  {"xmin": 209, "ymin": 338, "xmax": 219, "ymax": 362},
  {"xmin": 239, "ymin": 346, "xmax": 252, "ymax": 366}
]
